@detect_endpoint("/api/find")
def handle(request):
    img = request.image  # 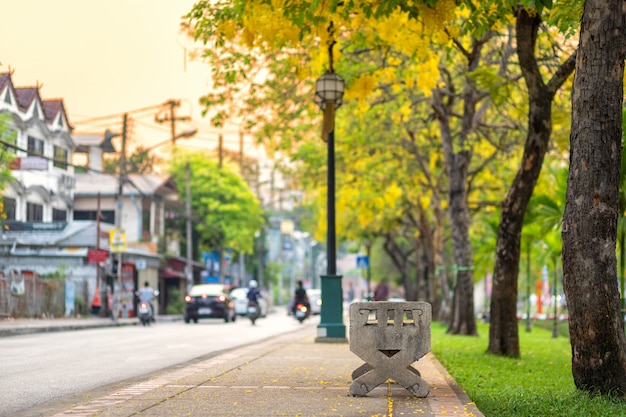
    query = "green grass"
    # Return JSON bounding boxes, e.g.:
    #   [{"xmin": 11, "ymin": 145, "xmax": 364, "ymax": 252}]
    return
[{"xmin": 431, "ymin": 321, "xmax": 626, "ymax": 417}]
